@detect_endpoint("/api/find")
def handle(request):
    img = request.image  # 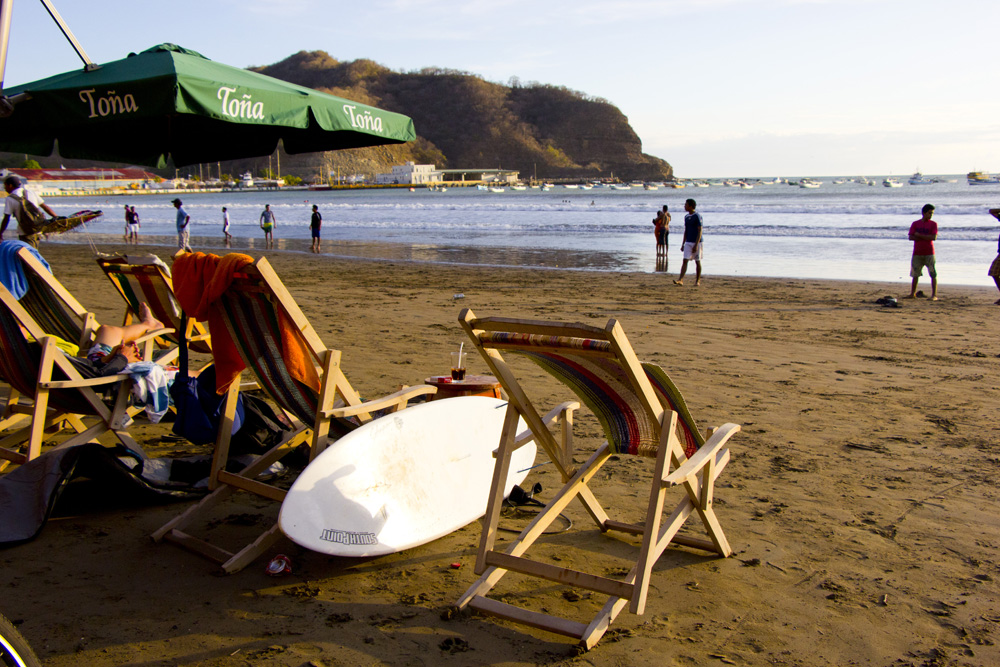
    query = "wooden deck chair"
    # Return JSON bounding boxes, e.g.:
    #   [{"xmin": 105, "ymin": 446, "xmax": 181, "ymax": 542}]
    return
[
  {"xmin": 454, "ymin": 309, "xmax": 741, "ymax": 649},
  {"xmin": 96, "ymin": 254, "xmax": 212, "ymax": 361},
  {"xmin": 152, "ymin": 255, "xmax": 437, "ymax": 573},
  {"xmin": 0, "ymin": 282, "xmax": 153, "ymax": 470},
  {"xmin": 0, "ymin": 247, "xmax": 167, "ymax": 441}
]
